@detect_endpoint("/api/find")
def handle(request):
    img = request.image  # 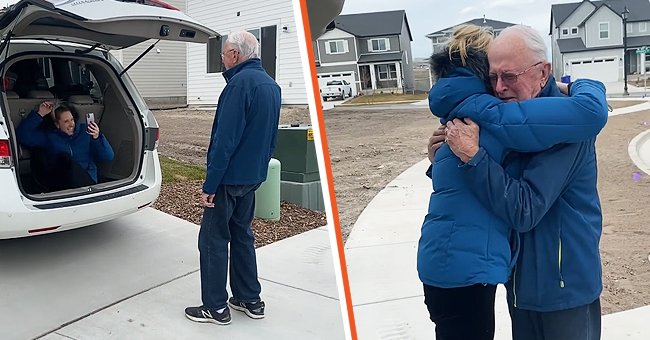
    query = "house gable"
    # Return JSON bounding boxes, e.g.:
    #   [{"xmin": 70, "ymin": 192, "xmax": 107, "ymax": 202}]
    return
[
  {"xmin": 583, "ymin": 4, "xmax": 622, "ymax": 48},
  {"xmin": 556, "ymin": 1, "xmax": 595, "ymax": 39},
  {"xmin": 318, "ymin": 27, "xmax": 356, "ymax": 40}
]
